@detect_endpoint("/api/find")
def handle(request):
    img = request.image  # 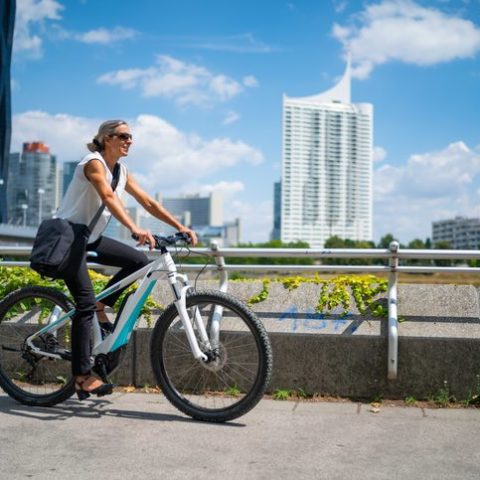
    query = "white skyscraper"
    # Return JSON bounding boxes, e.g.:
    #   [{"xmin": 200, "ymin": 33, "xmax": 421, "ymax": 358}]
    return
[{"xmin": 281, "ymin": 59, "xmax": 373, "ymax": 247}]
